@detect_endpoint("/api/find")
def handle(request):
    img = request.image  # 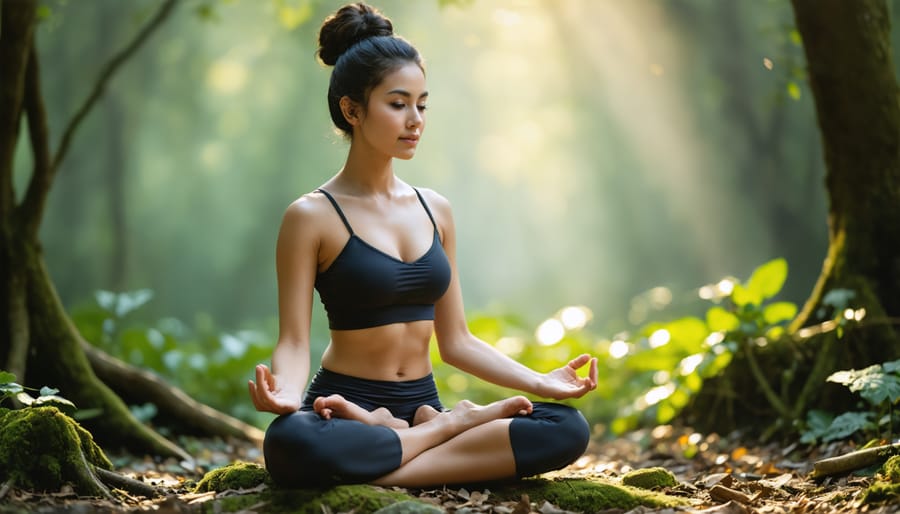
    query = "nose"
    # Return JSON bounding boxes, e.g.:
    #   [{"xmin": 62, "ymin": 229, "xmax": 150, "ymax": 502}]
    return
[{"xmin": 407, "ymin": 109, "xmax": 423, "ymax": 128}]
